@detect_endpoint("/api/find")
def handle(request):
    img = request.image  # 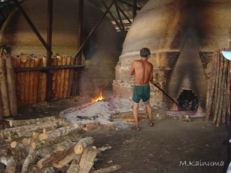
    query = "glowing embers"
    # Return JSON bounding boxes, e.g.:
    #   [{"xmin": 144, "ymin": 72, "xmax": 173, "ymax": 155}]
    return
[
  {"xmin": 91, "ymin": 92, "xmax": 104, "ymax": 103},
  {"xmin": 176, "ymin": 90, "xmax": 198, "ymax": 111}
]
